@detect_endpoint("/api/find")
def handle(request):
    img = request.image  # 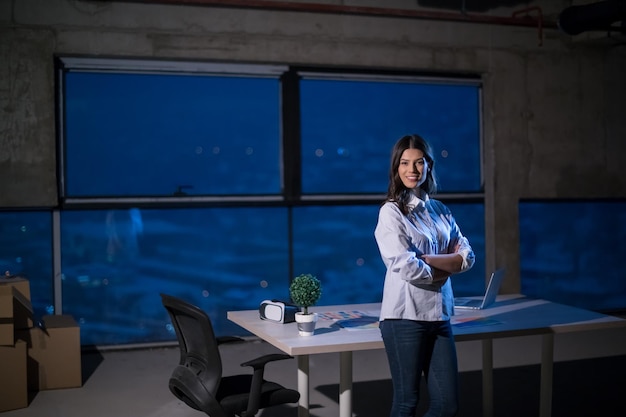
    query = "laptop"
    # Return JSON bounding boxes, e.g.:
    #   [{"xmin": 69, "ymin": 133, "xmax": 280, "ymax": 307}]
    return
[{"xmin": 454, "ymin": 269, "xmax": 506, "ymax": 310}]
